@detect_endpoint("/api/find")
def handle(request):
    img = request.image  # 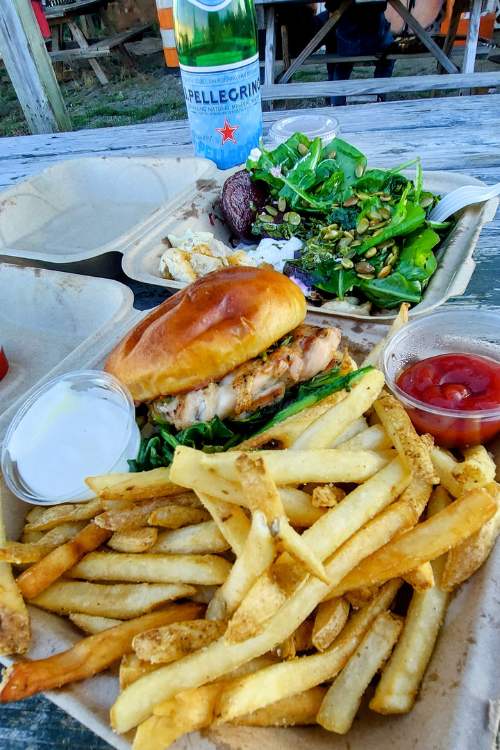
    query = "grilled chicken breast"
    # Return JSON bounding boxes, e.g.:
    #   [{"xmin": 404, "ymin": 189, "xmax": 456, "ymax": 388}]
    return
[{"xmin": 151, "ymin": 324, "xmax": 341, "ymax": 430}]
